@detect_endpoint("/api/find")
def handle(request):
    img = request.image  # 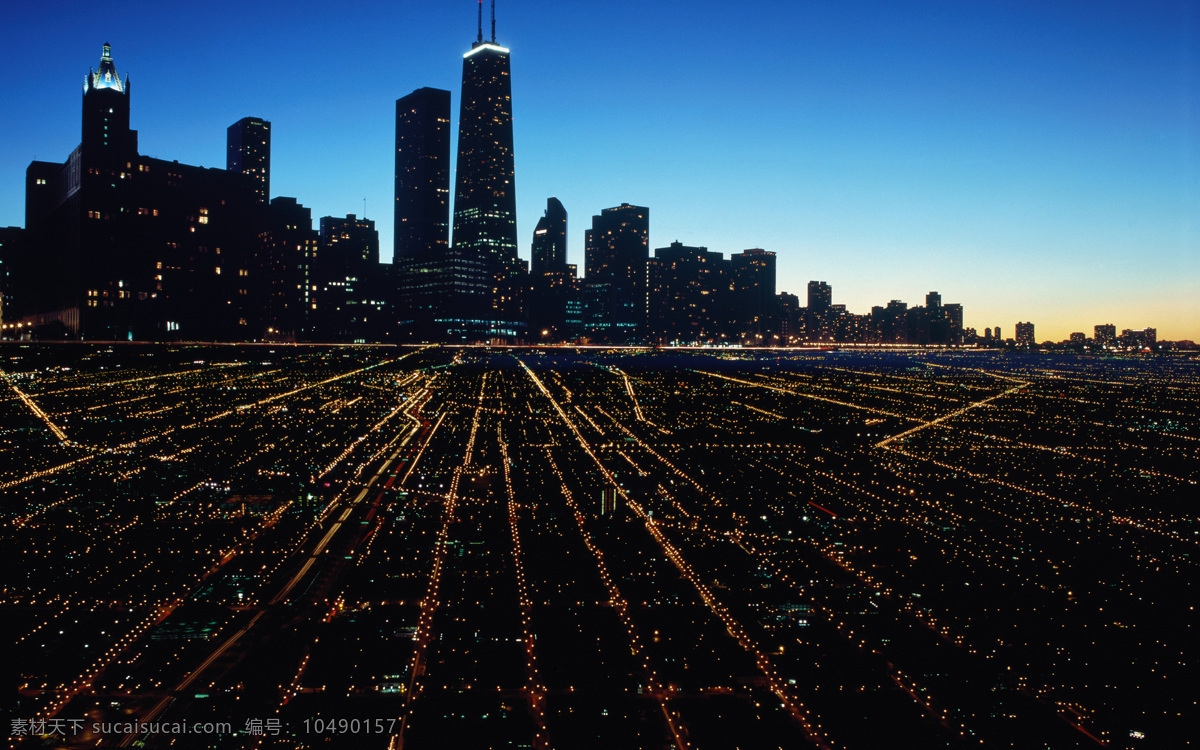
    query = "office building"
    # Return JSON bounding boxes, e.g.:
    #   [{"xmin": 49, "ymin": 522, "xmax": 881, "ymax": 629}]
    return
[
  {"xmin": 807, "ymin": 281, "xmax": 833, "ymax": 341},
  {"xmin": 730, "ymin": 249, "xmax": 776, "ymax": 344},
  {"xmin": 314, "ymin": 215, "xmax": 383, "ymax": 341},
  {"xmin": 1121, "ymin": 328, "xmax": 1157, "ymax": 348},
  {"xmin": 1015, "ymin": 321, "xmax": 1035, "ymax": 347},
  {"xmin": 17, "ymin": 43, "xmax": 258, "ymax": 341},
  {"xmin": 227, "ymin": 117, "xmax": 271, "ymax": 203},
  {"xmin": 648, "ymin": 241, "xmax": 729, "ymax": 344},
  {"xmin": 529, "ymin": 197, "xmax": 576, "ymax": 340},
  {"xmin": 394, "ymin": 87, "xmax": 451, "ymax": 260},
  {"xmin": 1095, "ymin": 324, "xmax": 1117, "ymax": 347},
  {"xmin": 452, "ymin": 7, "xmax": 517, "ymax": 264},
  {"xmin": 531, "ymin": 197, "xmax": 567, "ymax": 276},
  {"xmin": 254, "ymin": 198, "xmax": 319, "ymax": 341},
  {"xmin": 584, "ymin": 203, "xmax": 649, "ymax": 342}
]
